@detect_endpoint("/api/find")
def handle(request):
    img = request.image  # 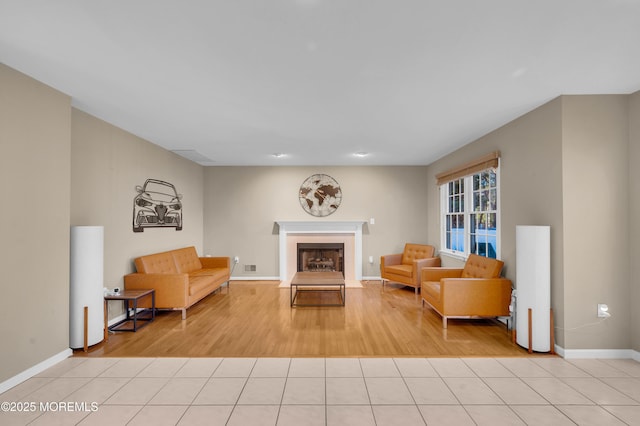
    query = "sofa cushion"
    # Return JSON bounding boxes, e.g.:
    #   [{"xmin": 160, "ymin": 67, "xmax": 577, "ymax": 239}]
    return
[
  {"xmin": 172, "ymin": 246, "xmax": 203, "ymax": 273},
  {"xmin": 190, "ymin": 268, "xmax": 229, "ymax": 282},
  {"xmin": 385, "ymin": 264, "xmax": 413, "ymax": 278},
  {"xmin": 188, "ymin": 275, "xmax": 216, "ymax": 296},
  {"xmin": 135, "ymin": 252, "xmax": 178, "ymax": 274},
  {"xmin": 401, "ymin": 243, "xmax": 435, "ymax": 265},
  {"xmin": 461, "ymin": 254, "xmax": 504, "ymax": 279}
]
